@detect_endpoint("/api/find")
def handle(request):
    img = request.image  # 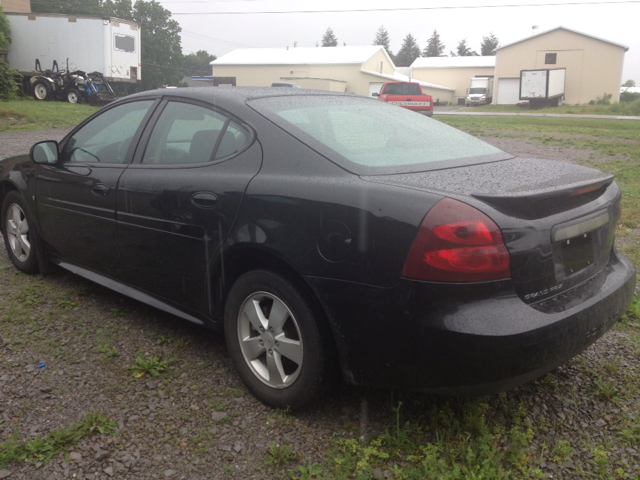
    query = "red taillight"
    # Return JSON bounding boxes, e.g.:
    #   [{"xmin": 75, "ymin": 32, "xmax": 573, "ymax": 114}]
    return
[{"xmin": 402, "ymin": 198, "xmax": 511, "ymax": 282}]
